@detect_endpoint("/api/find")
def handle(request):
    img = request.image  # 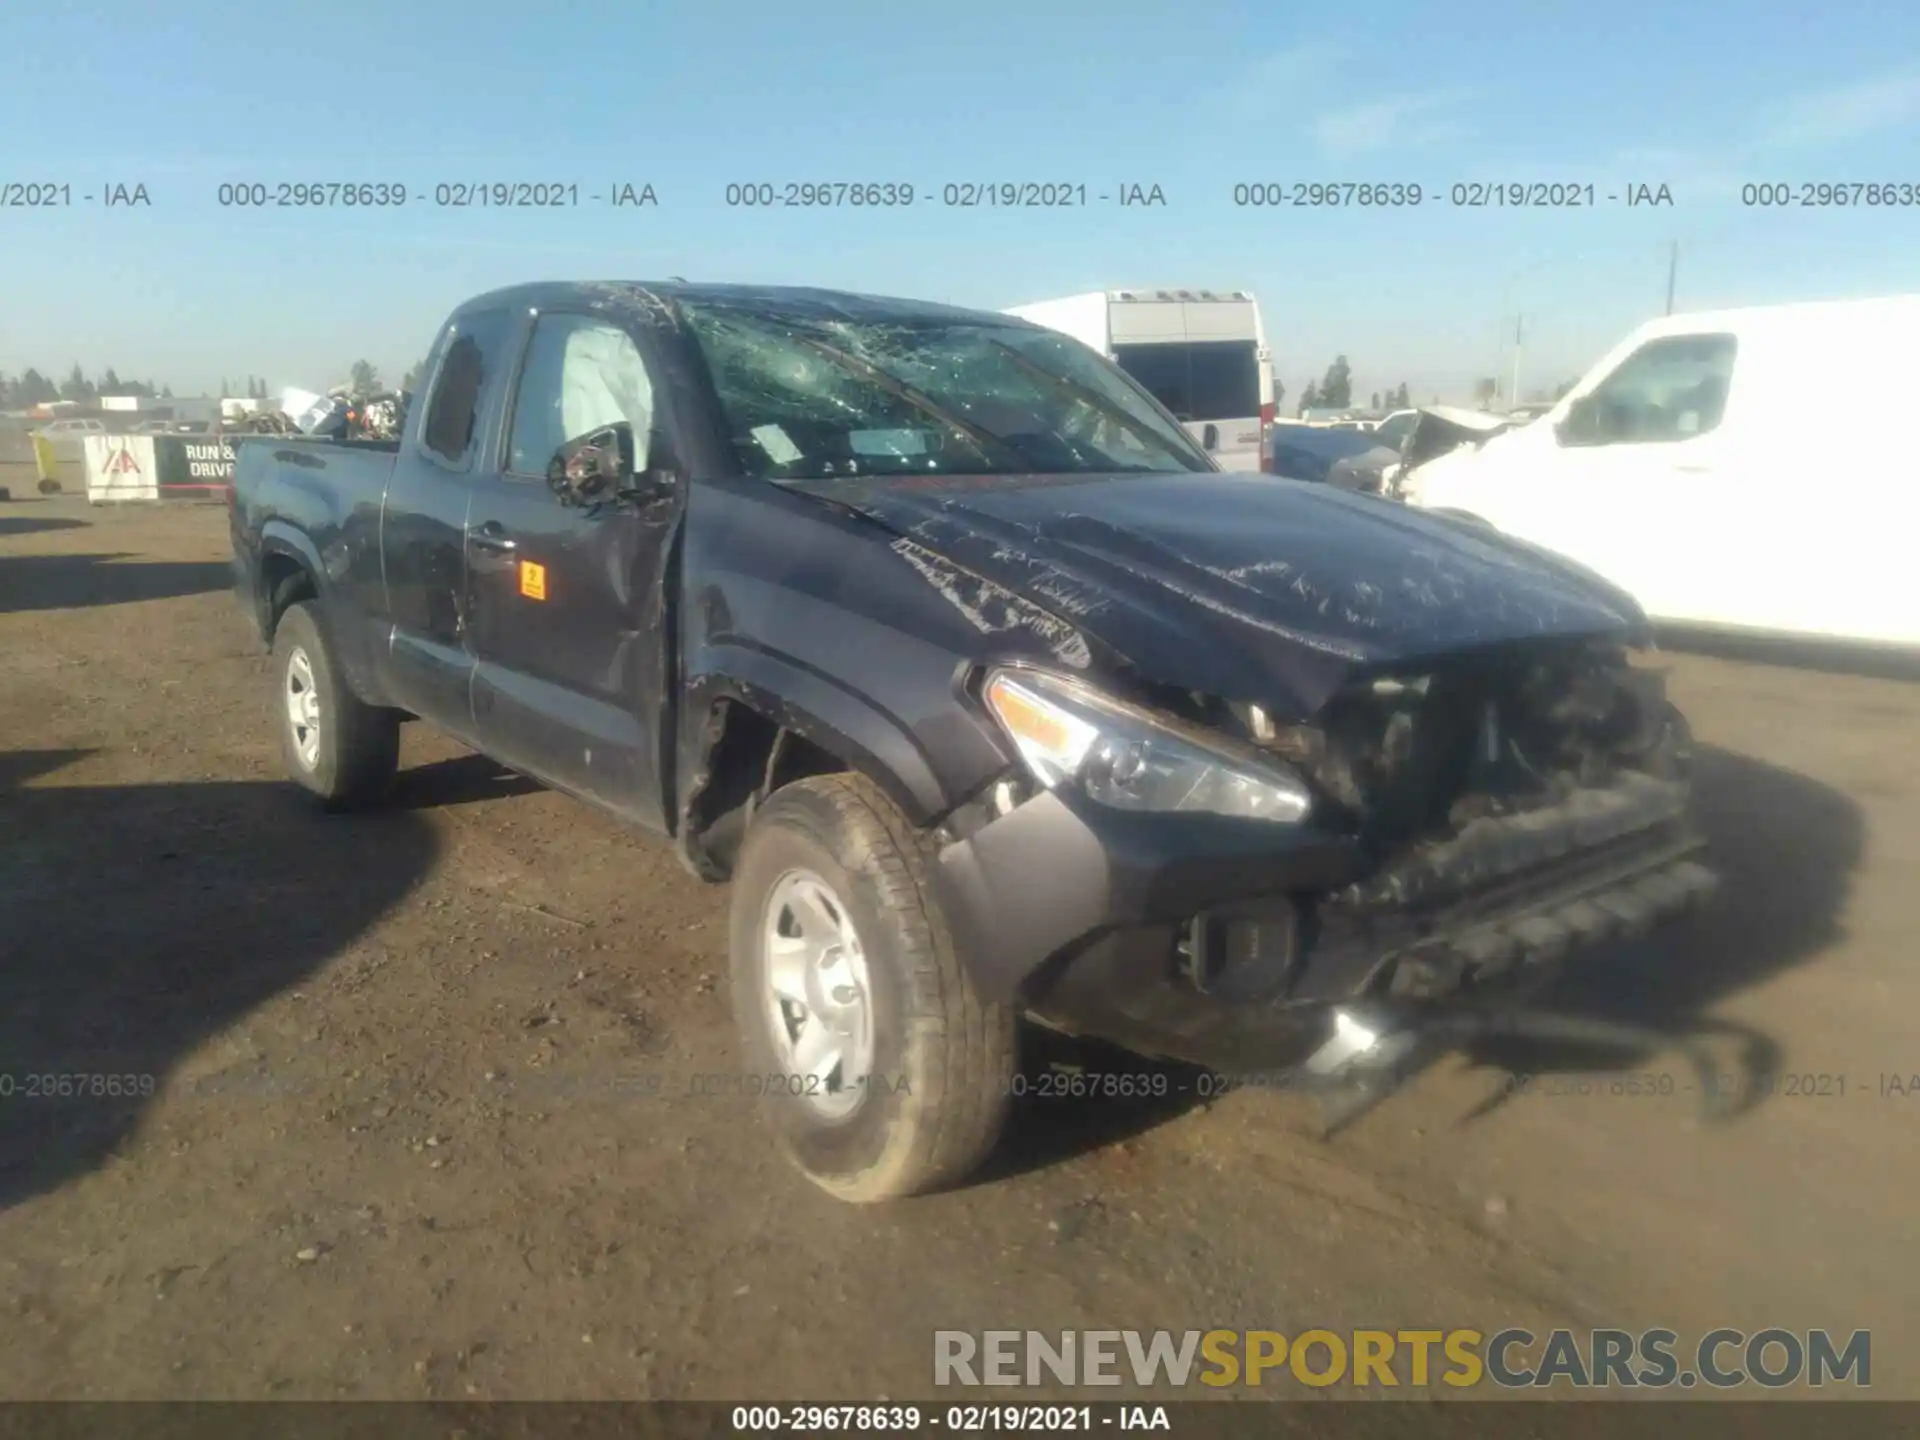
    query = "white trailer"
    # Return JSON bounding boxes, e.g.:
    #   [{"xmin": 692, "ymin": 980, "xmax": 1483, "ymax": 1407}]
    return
[{"xmin": 1003, "ymin": 289, "xmax": 1273, "ymax": 472}]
